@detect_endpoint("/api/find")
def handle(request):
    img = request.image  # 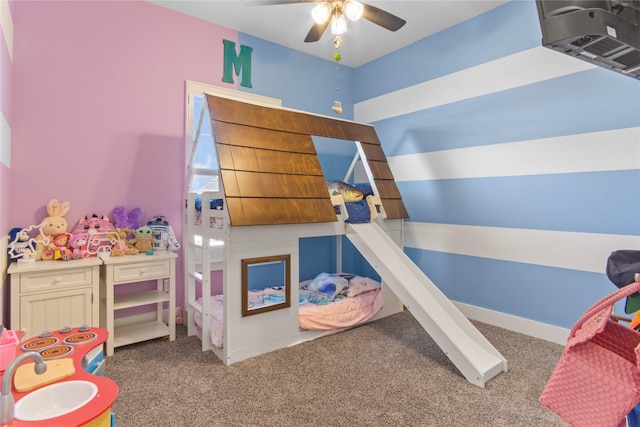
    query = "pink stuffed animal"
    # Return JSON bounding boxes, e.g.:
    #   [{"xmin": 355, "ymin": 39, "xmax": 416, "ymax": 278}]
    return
[
  {"xmin": 72, "ymin": 214, "xmax": 117, "ymax": 255},
  {"xmin": 68, "ymin": 233, "xmax": 89, "ymax": 259}
]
